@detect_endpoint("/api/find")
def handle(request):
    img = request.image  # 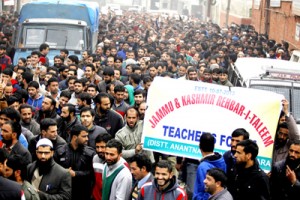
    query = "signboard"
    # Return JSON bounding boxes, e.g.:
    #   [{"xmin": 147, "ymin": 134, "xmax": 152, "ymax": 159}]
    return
[
  {"xmin": 142, "ymin": 77, "xmax": 283, "ymax": 172},
  {"xmin": 270, "ymin": 0, "xmax": 281, "ymax": 7},
  {"xmin": 293, "ymin": 0, "xmax": 300, "ymax": 16},
  {"xmin": 4, "ymin": 0, "xmax": 14, "ymax": 6}
]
